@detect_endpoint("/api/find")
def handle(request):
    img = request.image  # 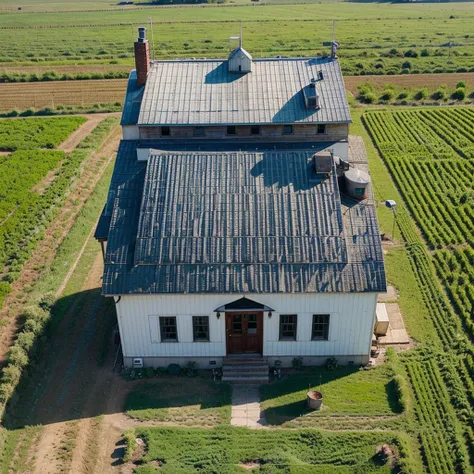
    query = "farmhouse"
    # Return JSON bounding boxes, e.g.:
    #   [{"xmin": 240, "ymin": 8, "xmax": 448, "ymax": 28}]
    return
[{"xmin": 95, "ymin": 28, "xmax": 386, "ymax": 378}]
